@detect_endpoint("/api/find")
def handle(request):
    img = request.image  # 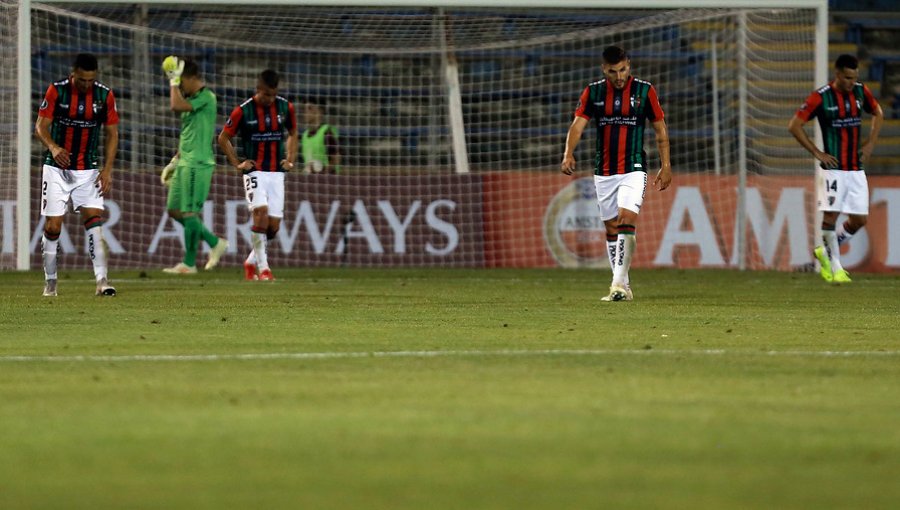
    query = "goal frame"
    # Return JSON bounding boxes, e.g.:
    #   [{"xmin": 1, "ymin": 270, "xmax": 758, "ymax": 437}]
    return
[{"xmin": 13, "ymin": 0, "xmax": 829, "ymax": 270}]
